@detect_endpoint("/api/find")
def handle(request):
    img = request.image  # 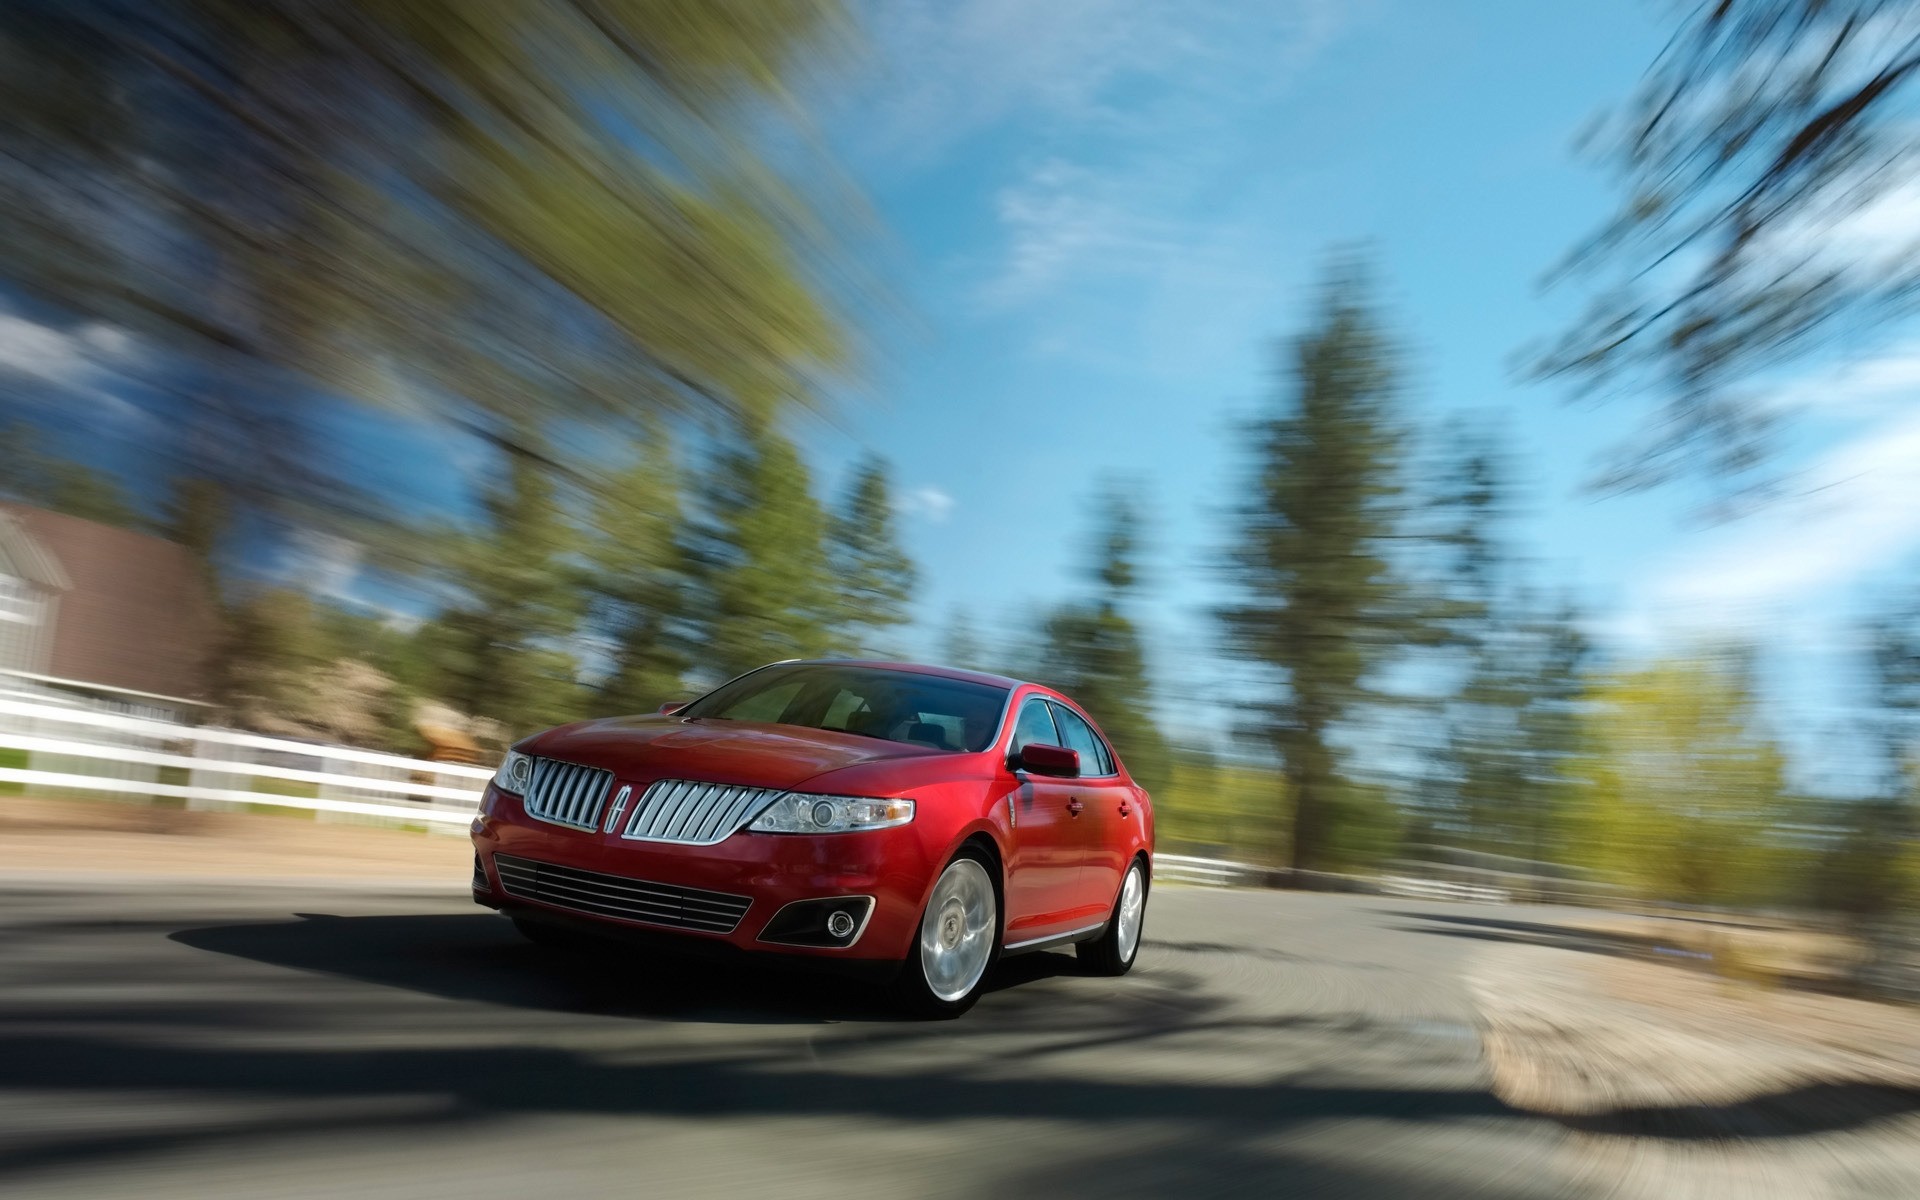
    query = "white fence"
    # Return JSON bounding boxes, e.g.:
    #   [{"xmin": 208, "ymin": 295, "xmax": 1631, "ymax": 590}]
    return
[
  {"xmin": 0, "ymin": 696, "xmax": 489, "ymax": 827},
  {"xmin": 1155, "ymin": 853, "xmax": 1269, "ymax": 887}
]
